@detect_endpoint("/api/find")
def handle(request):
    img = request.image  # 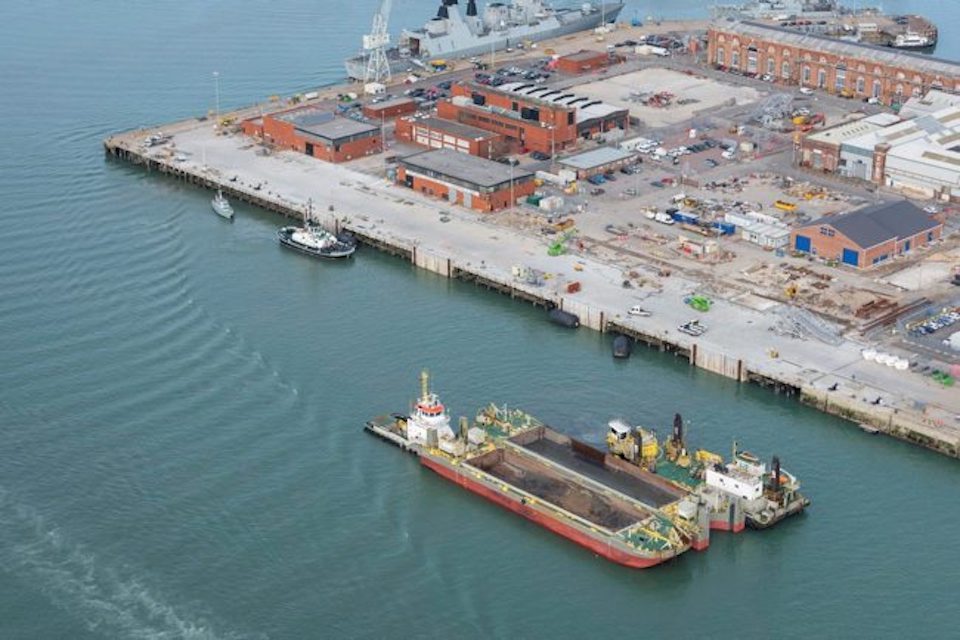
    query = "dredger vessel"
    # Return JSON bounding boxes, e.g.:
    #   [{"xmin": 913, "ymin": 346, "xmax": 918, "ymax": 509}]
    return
[{"xmin": 365, "ymin": 372, "xmax": 809, "ymax": 568}]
